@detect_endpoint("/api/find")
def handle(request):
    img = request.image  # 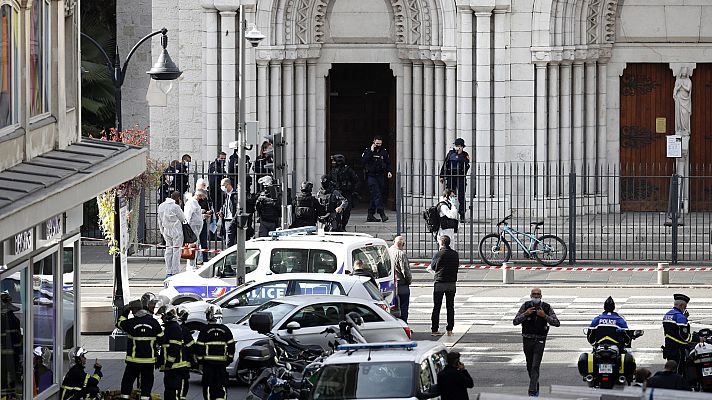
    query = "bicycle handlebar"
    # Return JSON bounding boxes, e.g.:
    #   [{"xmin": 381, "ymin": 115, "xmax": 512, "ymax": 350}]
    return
[{"xmin": 497, "ymin": 215, "xmax": 512, "ymax": 227}]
